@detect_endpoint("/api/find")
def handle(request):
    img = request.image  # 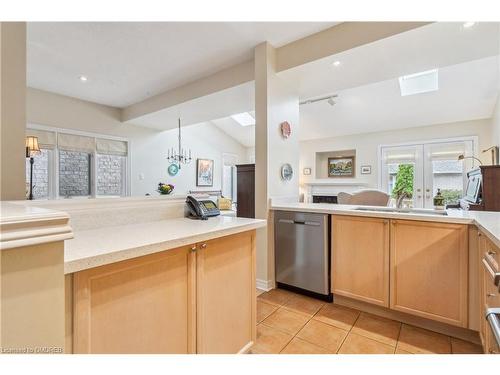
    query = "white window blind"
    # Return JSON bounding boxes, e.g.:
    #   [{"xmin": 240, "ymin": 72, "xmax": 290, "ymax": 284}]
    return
[
  {"xmin": 26, "ymin": 129, "xmax": 57, "ymax": 149},
  {"xmin": 426, "ymin": 142, "xmax": 466, "ymax": 161},
  {"xmin": 382, "ymin": 146, "xmax": 418, "ymax": 164},
  {"xmin": 96, "ymin": 138, "xmax": 128, "ymax": 156},
  {"xmin": 58, "ymin": 133, "xmax": 95, "ymax": 152}
]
